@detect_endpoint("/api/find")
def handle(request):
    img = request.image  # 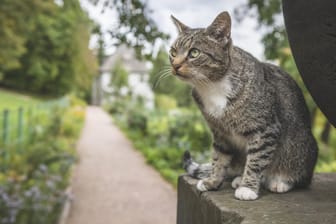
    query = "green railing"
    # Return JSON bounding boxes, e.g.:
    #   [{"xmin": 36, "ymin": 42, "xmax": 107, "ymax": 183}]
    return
[{"xmin": 0, "ymin": 97, "xmax": 69, "ymax": 148}]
